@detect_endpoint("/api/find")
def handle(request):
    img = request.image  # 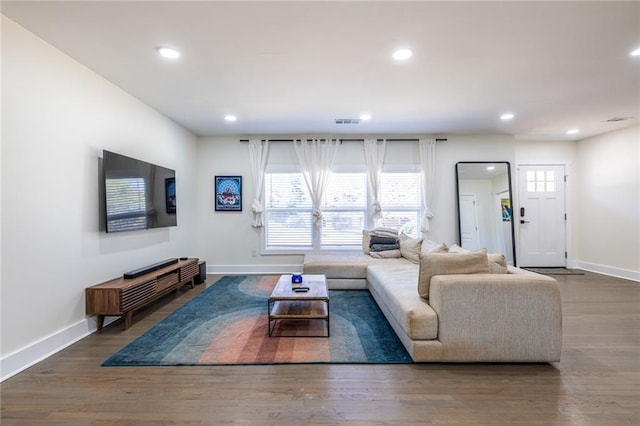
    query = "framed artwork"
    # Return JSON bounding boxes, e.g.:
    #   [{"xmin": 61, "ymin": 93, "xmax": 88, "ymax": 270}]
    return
[
  {"xmin": 215, "ymin": 176, "xmax": 242, "ymax": 211},
  {"xmin": 501, "ymin": 198, "xmax": 512, "ymax": 222},
  {"xmin": 165, "ymin": 178, "xmax": 176, "ymax": 214}
]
